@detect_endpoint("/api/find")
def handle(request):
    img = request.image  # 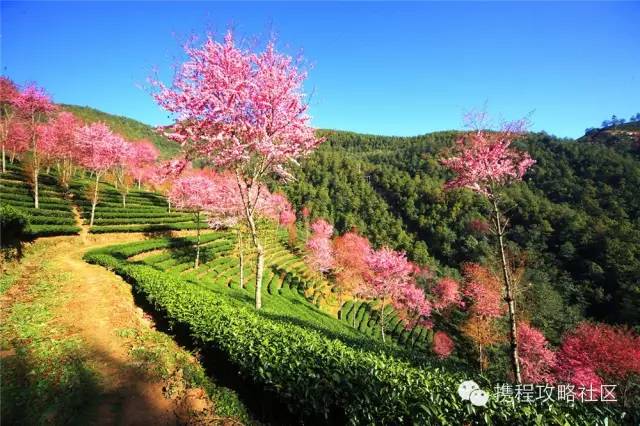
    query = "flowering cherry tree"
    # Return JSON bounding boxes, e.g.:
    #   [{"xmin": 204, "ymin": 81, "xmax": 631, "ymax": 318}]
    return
[
  {"xmin": 45, "ymin": 111, "xmax": 81, "ymax": 189},
  {"xmin": 432, "ymin": 277, "xmax": 462, "ymax": 311},
  {"xmin": 556, "ymin": 322, "xmax": 640, "ymax": 404},
  {"xmin": 441, "ymin": 113, "xmax": 535, "ymax": 383},
  {"xmin": 13, "ymin": 84, "xmax": 56, "ymax": 208},
  {"xmin": 5, "ymin": 120, "xmax": 28, "ymax": 163},
  {"xmin": 333, "ymin": 231, "xmax": 372, "ymax": 309},
  {"xmin": 517, "ymin": 322, "xmax": 556, "ymax": 384},
  {"xmin": 461, "ymin": 263, "xmax": 505, "ymax": 372},
  {"xmin": 169, "ymin": 174, "xmax": 216, "ymax": 267},
  {"xmin": 305, "ymin": 218, "xmax": 335, "ymax": 275},
  {"xmin": 359, "ymin": 247, "xmax": 415, "ymax": 342},
  {"xmin": 113, "ymin": 141, "xmax": 136, "ymax": 207},
  {"xmin": 0, "ymin": 77, "xmax": 19, "ymax": 173},
  {"xmin": 128, "ymin": 140, "xmax": 159, "ymax": 189},
  {"xmin": 75, "ymin": 122, "xmax": 127, "ymax": 226},
  {"xmin": 433, "ymin": 331, "xmax": 455, "ymax": 359},
  {"xmin": 153, "ymin": 31, "xmax": 323, "ymax": 309}
]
